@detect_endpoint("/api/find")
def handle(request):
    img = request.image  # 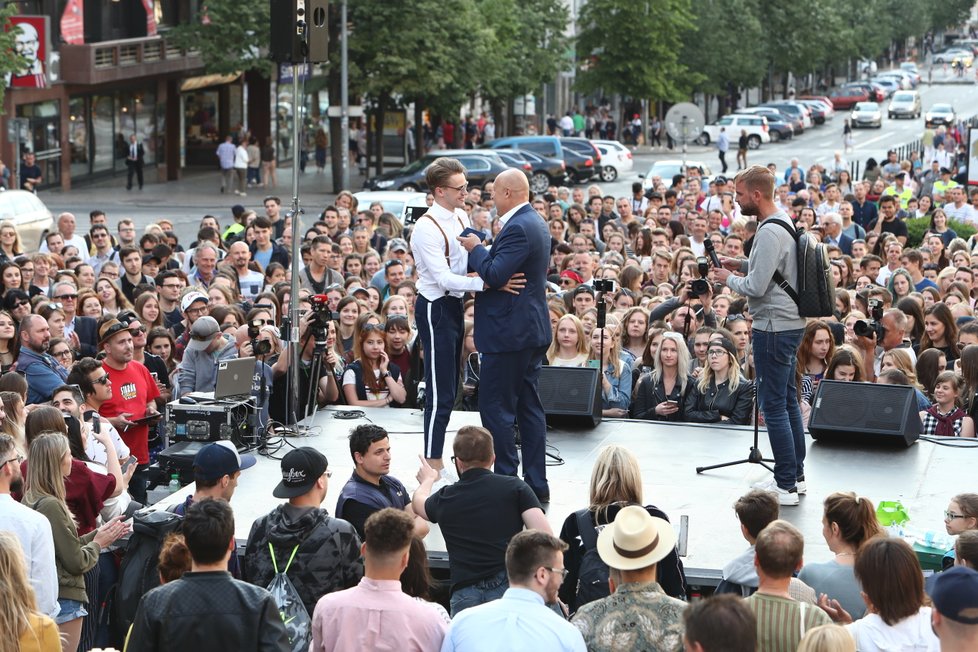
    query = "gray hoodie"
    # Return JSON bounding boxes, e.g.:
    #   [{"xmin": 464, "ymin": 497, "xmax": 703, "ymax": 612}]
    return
[
  {"xmin": 726, "ymin": 211, "xmax": 807, "ymax": 332},
  {"xmin": 177, "ymin": 334, "xmax": 238, "ymax": 396}
]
